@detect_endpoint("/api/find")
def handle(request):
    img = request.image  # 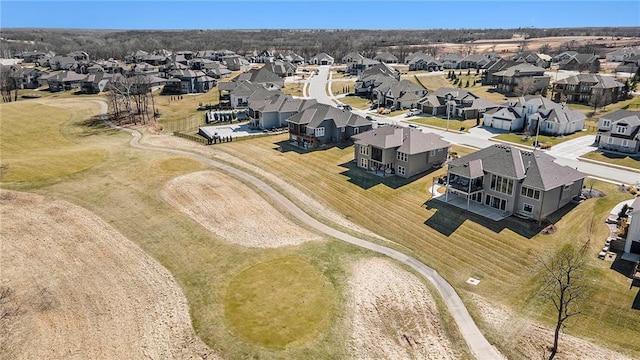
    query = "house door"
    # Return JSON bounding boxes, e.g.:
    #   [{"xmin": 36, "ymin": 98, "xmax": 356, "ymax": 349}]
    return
[{"xmin": 486, "ymin": 195, "xmax": 506, "ymax": 210}]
